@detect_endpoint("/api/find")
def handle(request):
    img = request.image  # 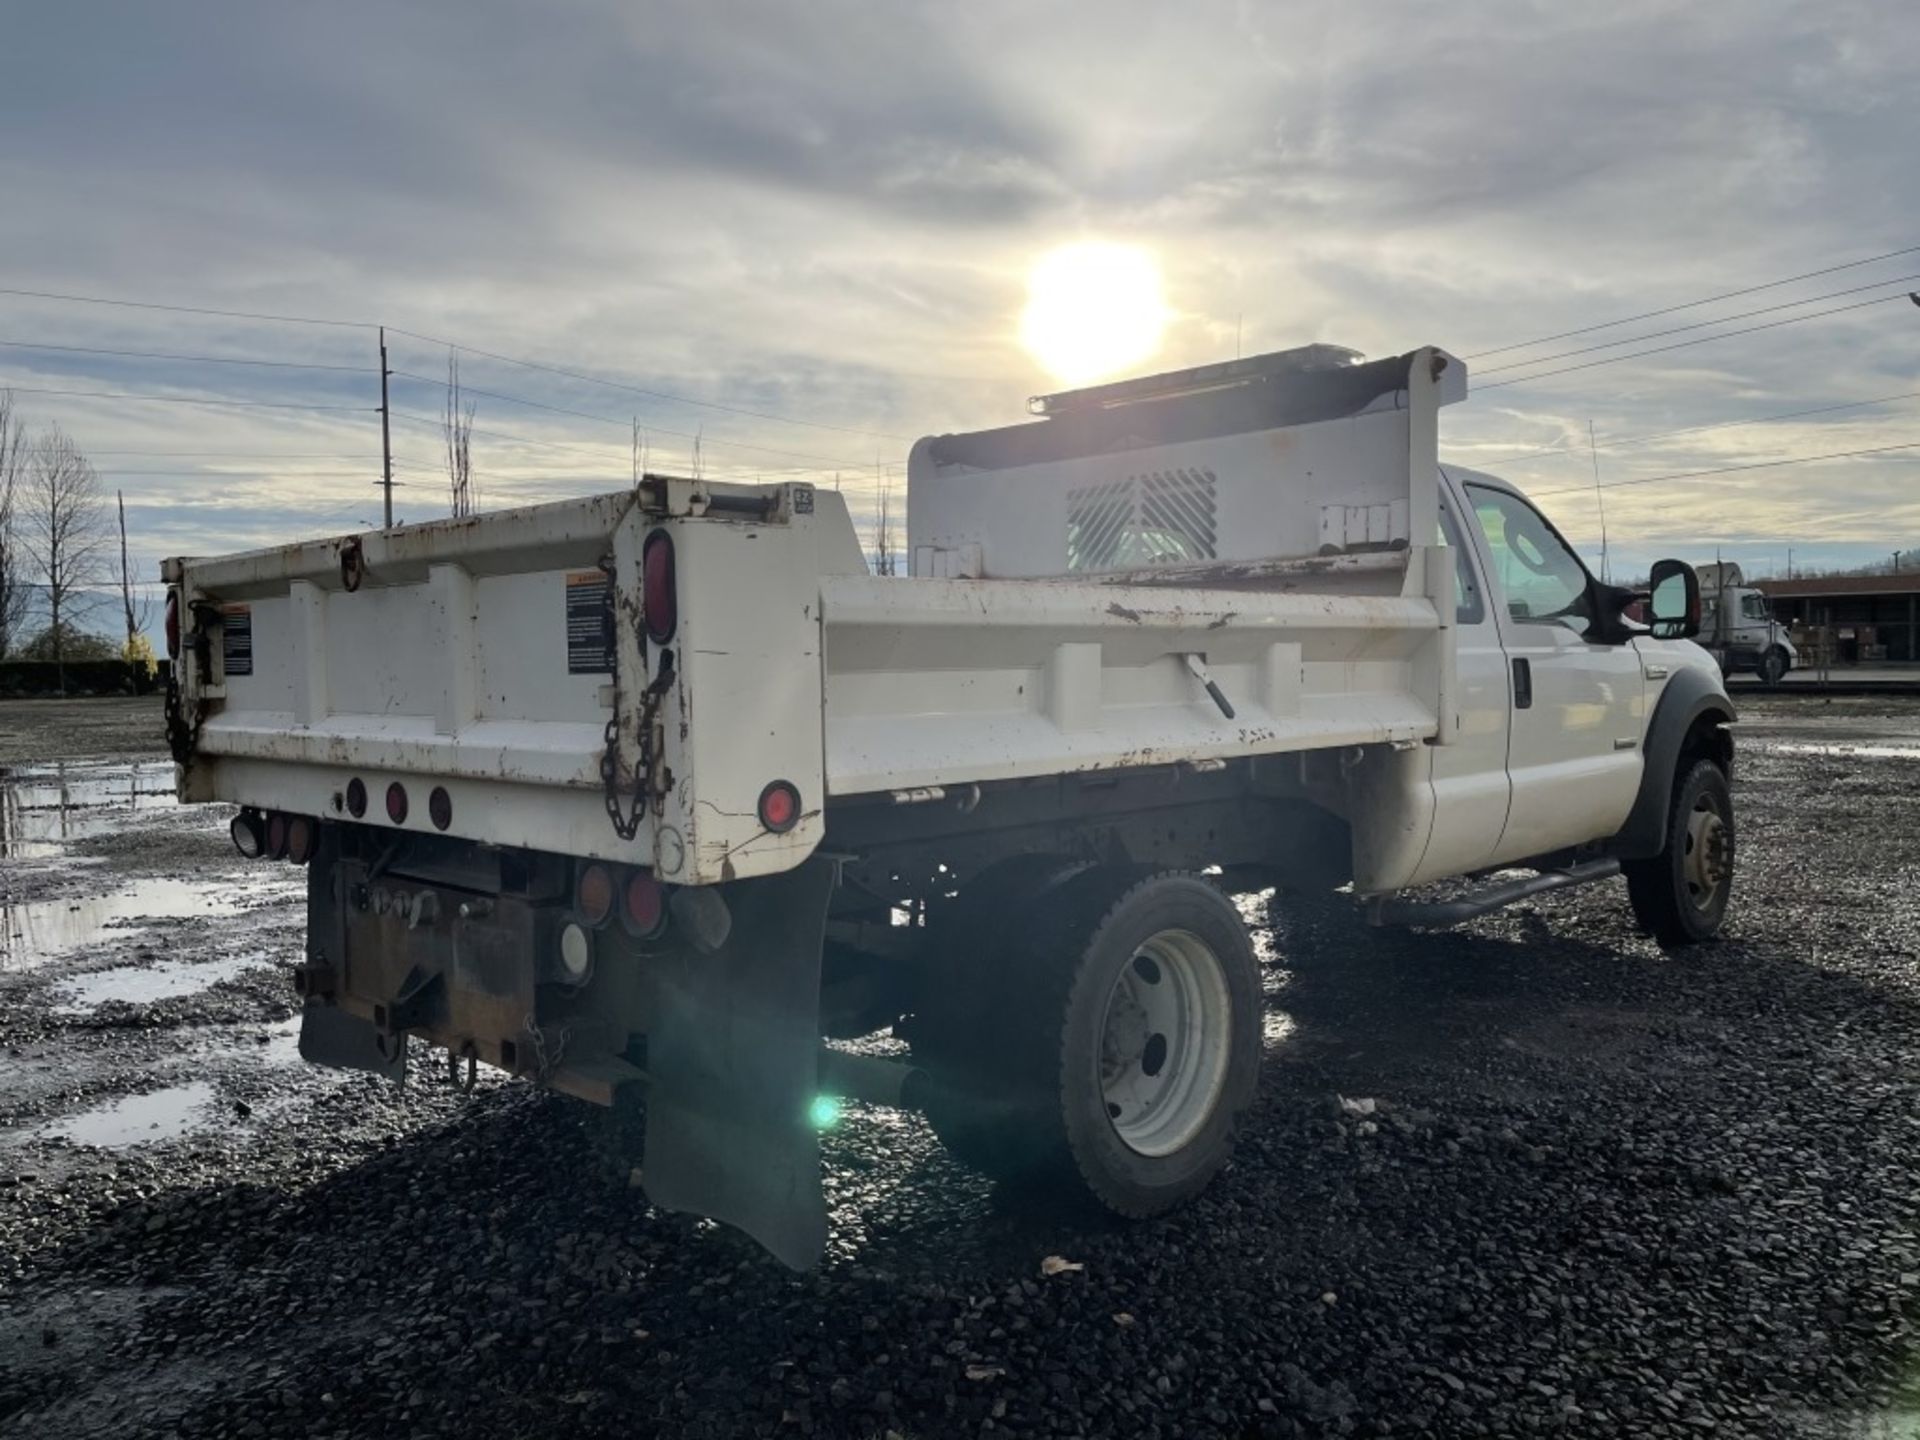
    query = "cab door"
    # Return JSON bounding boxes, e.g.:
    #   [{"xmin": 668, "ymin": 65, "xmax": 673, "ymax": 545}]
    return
[
  {"xmin": 1416, "ymin": 478, "xmax": 1512, "ymax": 879},
  {"xmin": 1461, "ymin": 481, "xmax": 1645, "ymax": 862}
]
